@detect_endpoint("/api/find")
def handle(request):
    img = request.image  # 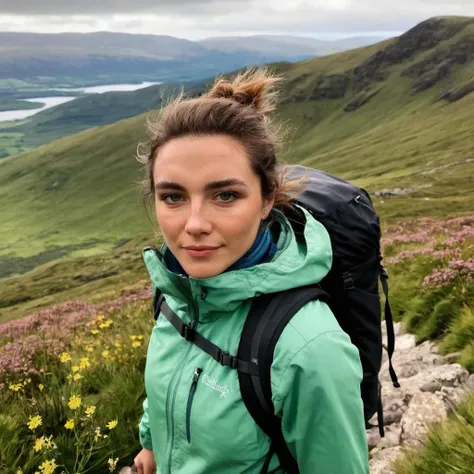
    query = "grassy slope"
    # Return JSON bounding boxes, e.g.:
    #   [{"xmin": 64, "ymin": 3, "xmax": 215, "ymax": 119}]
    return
[
  {"xmin": 0, "ymin": 98, "xmax": 43, "ymax": 112},
  {"xmin": 0, "ymin": 16, "xmax": 473, "ymax": 310}
]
